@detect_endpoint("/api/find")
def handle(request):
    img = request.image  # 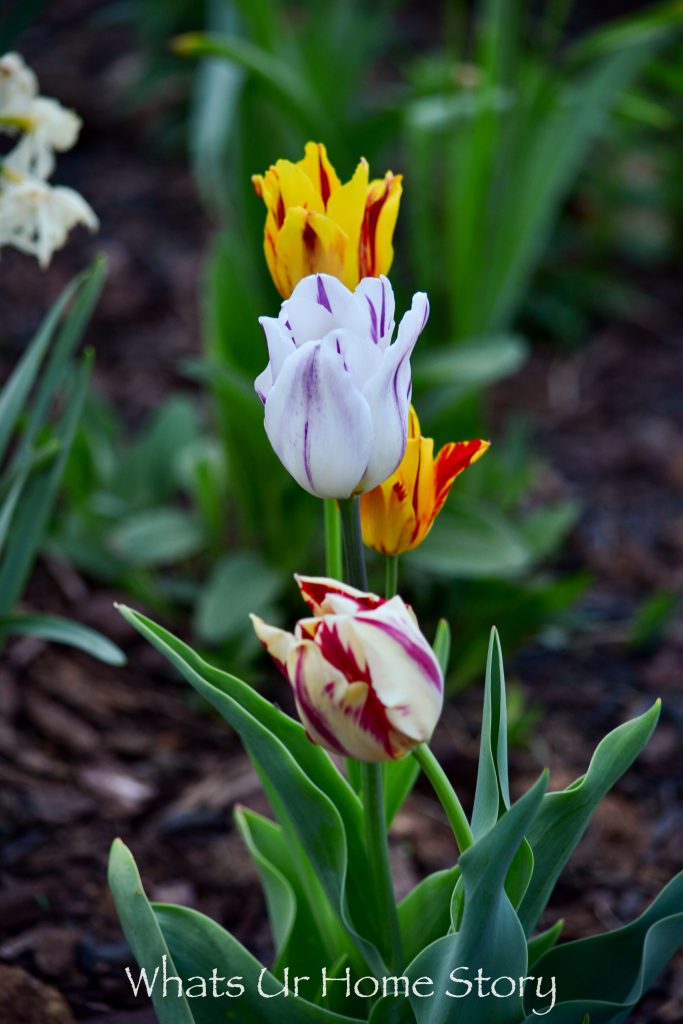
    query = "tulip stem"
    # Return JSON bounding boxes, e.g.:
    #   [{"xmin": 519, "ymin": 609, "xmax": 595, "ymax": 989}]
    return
[
  {"xmin": 384, "ymin": 555, "xmax": 399, "ymax": 598},
  {"xmin": 338, "ymin": 497, "xmax": 368, "ymax": 591},
  {"xmin": 360, "ymin": 761, "xmax": 405, "ymax": 973},
  {"xmin": 324, "ymin": 499, "xmax": 343, "ymax": 580},
  {"xmin": 412, "ymin": 744, "xmax": 474, "ymax": 854}
]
